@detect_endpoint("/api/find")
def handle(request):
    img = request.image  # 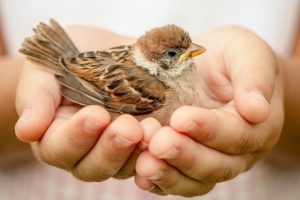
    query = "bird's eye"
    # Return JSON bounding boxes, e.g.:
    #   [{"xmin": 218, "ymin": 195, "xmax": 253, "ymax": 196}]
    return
[{"xmin": 165, "ymin": 49, "xmax": 178, "ymax": 57}]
